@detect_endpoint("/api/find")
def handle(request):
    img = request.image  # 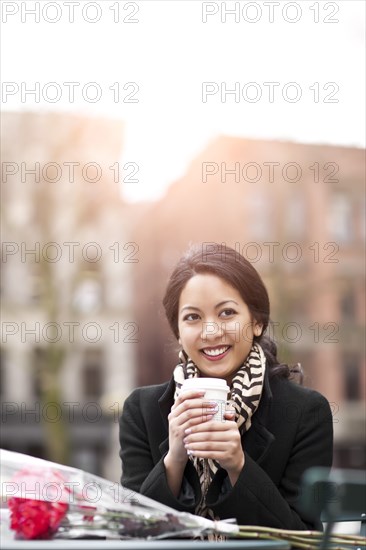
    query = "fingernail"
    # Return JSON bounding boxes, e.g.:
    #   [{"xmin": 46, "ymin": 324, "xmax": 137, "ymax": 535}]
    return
[
  {"xmin": 184, "ymin": 428, "xmax": 192, "ymax": 434},
  {"xmin": 187, "ymin": 449, "xmax": 192, "ymax": 455}
]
